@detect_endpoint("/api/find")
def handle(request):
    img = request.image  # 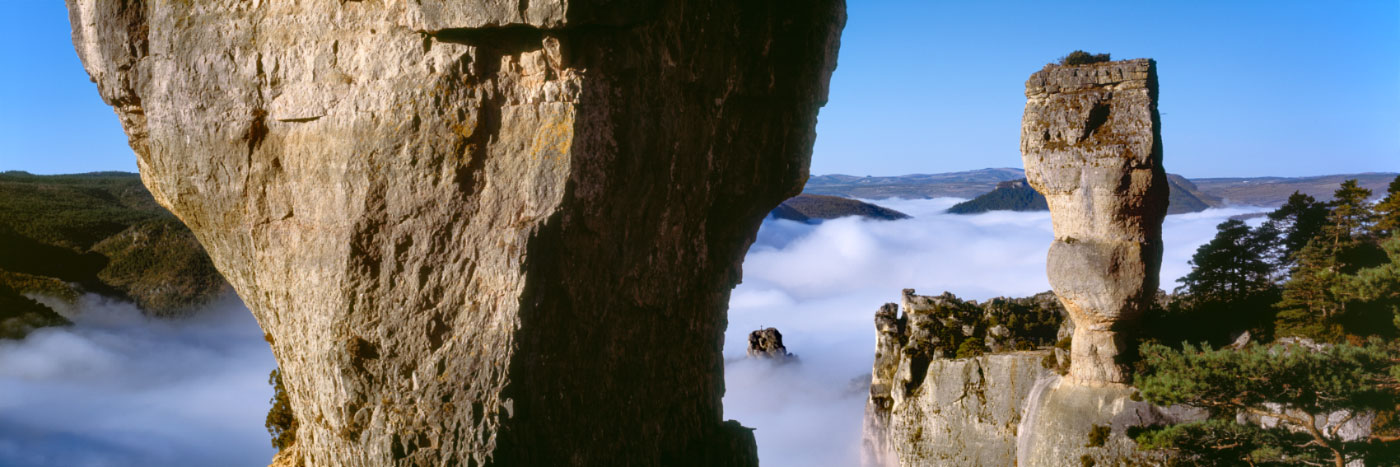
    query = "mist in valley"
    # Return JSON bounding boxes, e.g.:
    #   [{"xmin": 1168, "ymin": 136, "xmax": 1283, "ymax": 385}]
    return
[
  {"xmin": 0, "ymin": 294, "xmax": 276, "ymax": 466},
  {"xmin": 0, "ymin": 198, "xmax": 1271, "ymax": 466}
]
